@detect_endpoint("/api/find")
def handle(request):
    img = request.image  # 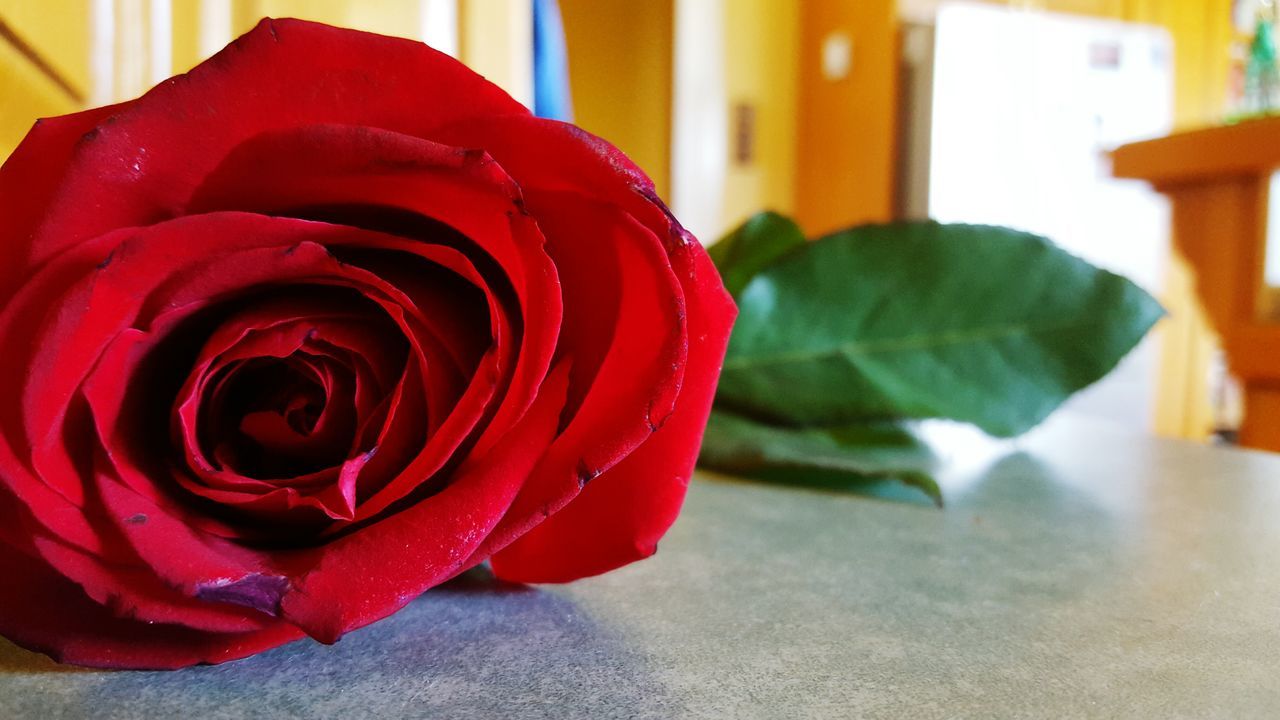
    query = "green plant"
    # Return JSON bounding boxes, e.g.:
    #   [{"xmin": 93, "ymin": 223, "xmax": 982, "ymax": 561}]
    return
[{"xmin": 699, "ymin": 212, "xmax": 1164, "ymax": 505}]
